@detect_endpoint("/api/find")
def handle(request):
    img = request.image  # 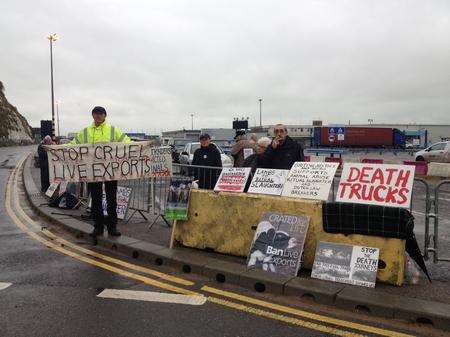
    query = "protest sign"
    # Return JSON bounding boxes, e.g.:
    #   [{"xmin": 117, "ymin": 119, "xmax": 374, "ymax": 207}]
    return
[
  {"xmin": 281, "ymin": 162, "xmax": 339, "ymax": 200},
  {"xmin": 247, "ymin": 169, "xmax": 289, "ymax": 196},
  {"xmin": 165, "ymin": 177, "xmax": 193, "ymax": 220},
  {"xmin": 243, "ymin": 148, "xmax": 254, "ymax": 160},
  {"xmin": 311, "ymin": 241, "xmax": 379, "ymax": 288},
  {"xmin": 214, "ymin": 167, "xmax": 251, "ymax": 193},
  {"xmin": 336, "ymin": 163, "xmax": 415, "ymax": 208},
  {"xmin": 101, "ymin": 186, "xmax": 132, "ymax": 220},
  {"xmin": 247, "ymin": 212, "xmax": 309, "ymax": 277},
  {"xmin": 45, "ymin": 181, "xmax": 59, "ymax": 198},
  {"xmin": 47, "ymin": 141, "xmax": 172, "ymax": 183}
]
